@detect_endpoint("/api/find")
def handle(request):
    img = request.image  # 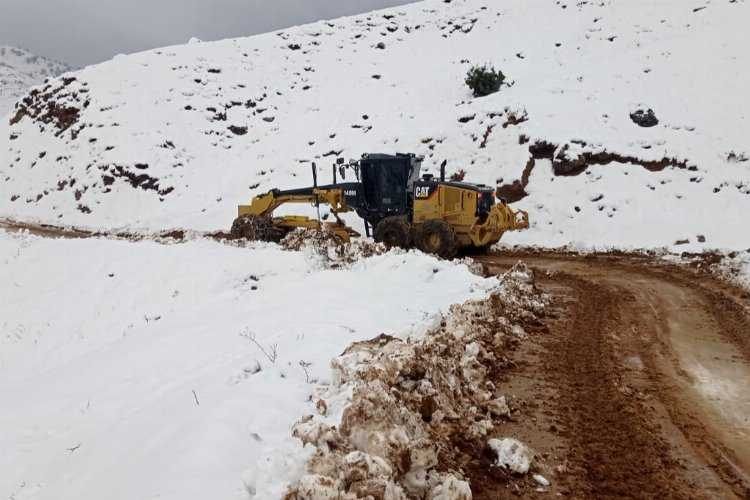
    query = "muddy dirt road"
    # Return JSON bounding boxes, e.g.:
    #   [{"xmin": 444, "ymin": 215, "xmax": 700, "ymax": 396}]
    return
[{"xmin": 480, "ymin": 253, "xmax": 750, "ymax": 499}]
